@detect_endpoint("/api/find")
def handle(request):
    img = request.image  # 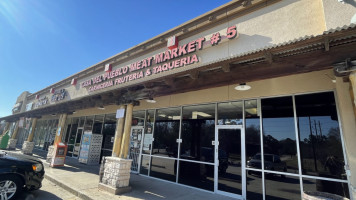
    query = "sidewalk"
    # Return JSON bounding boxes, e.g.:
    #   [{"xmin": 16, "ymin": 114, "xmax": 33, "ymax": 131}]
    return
[{"xmin": 13, "ymin": 148, "xmax": 236, "ymax": 200}]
